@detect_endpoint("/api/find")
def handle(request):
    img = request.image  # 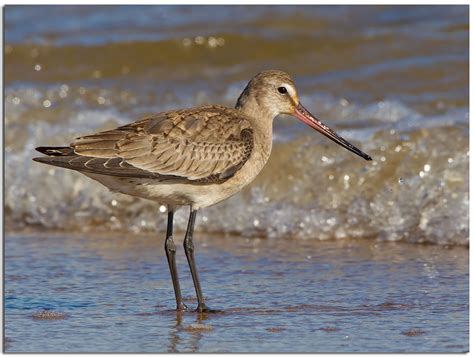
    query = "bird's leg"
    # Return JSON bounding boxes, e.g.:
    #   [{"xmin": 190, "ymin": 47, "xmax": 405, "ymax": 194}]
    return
[
  {"xmin": 183, "ymin": 209, "xmax": 212, "ymax": 313},
  {"xmin": 164, "ymin": 210, "xmax": 187, "ymax": 311}
]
